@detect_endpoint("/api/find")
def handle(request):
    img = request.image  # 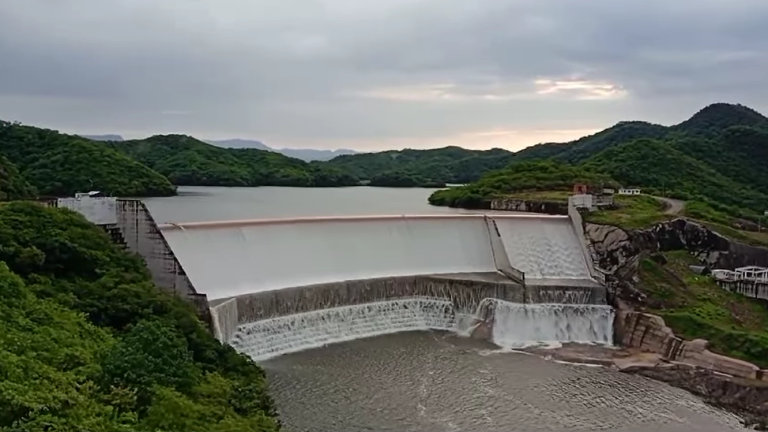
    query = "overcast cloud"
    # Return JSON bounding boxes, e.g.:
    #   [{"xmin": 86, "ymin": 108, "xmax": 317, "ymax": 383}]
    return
[{"xmin": 1, "ymin": 0, "xmax": 767, "ymax": 150}]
